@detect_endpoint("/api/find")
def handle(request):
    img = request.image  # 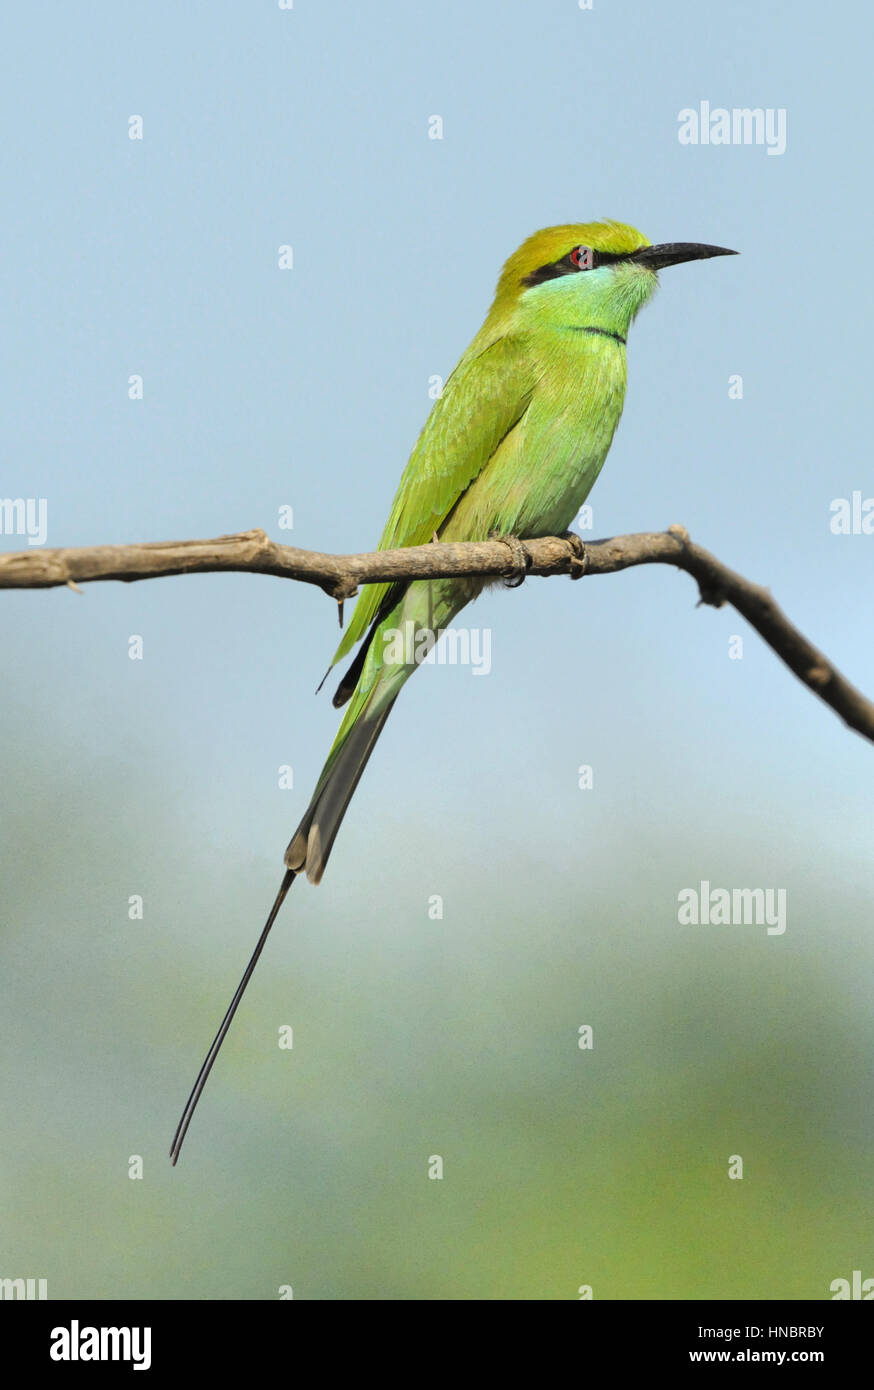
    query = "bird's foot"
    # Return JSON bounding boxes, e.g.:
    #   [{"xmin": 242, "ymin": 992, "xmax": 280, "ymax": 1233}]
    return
[
  {"xmin": 489, "ymin": 531, "xmax": 528, "ymax": 588},
  {"xmin": 563, "ymin": 531, "xmax": 588, "ymax": 580}
]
